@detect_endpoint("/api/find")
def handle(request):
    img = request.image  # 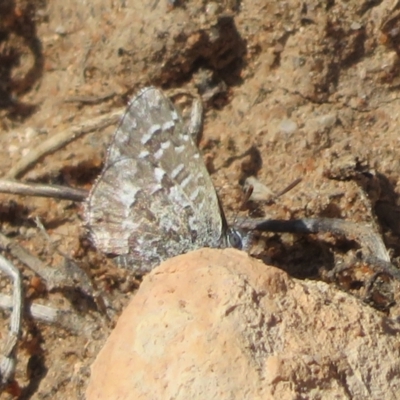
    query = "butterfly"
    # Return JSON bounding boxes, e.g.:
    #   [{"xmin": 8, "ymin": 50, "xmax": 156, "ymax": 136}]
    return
[{"xmin": 85, "ymin": 87, "xmax": 245, "ymax": 274}]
